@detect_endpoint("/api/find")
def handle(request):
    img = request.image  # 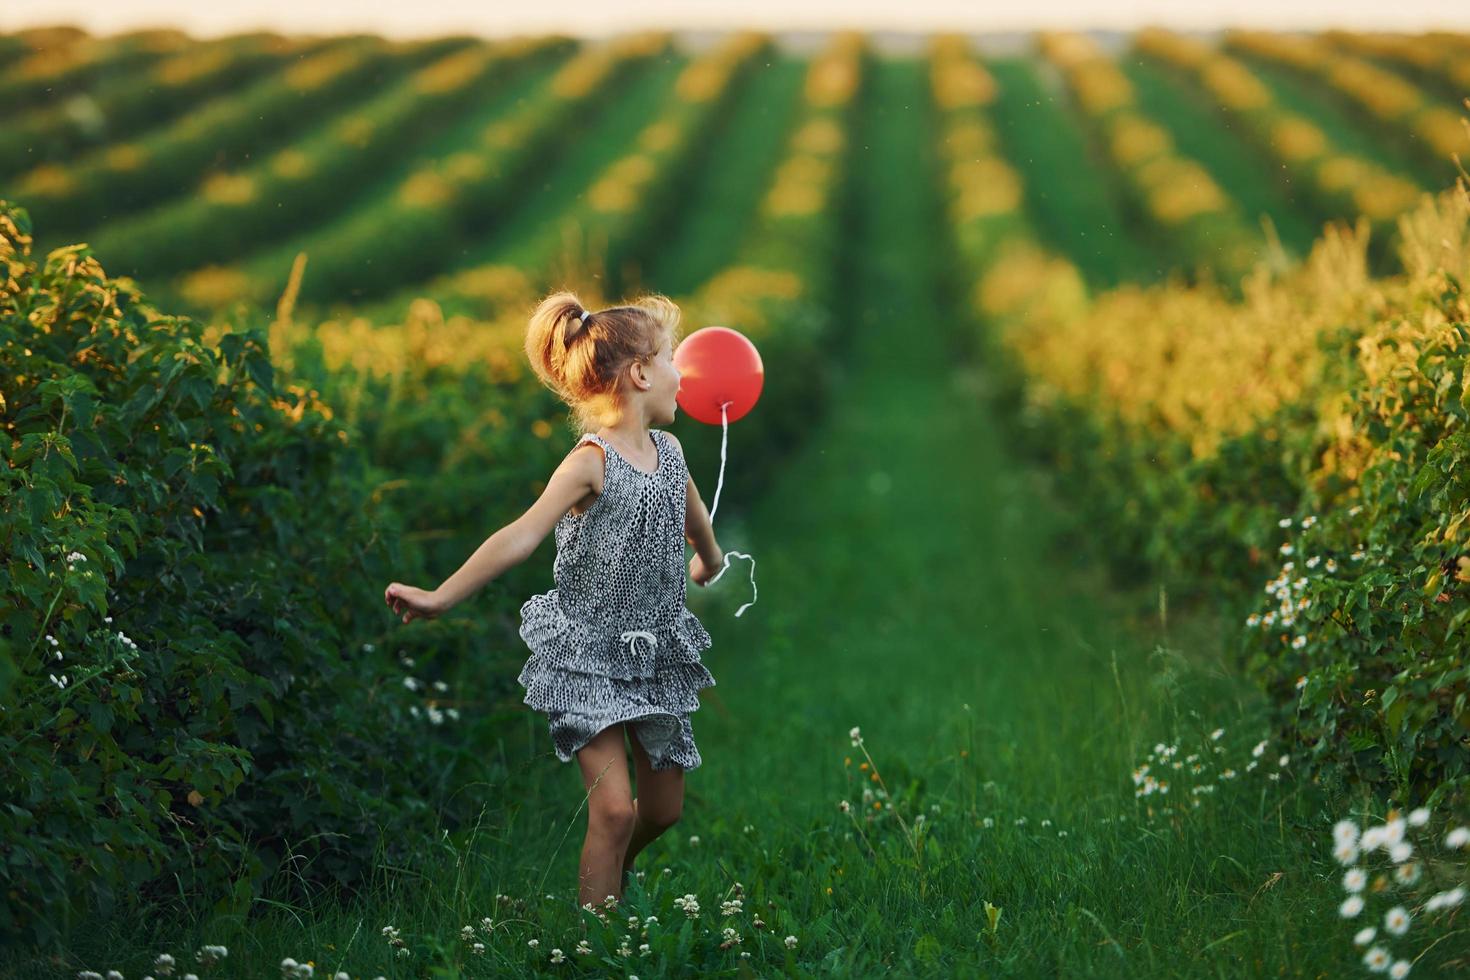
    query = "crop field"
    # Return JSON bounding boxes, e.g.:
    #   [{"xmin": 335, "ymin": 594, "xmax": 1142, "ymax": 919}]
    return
[{"xmin": 2, "ymin": 23, "xmax": 1469, "ymax": 978}]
